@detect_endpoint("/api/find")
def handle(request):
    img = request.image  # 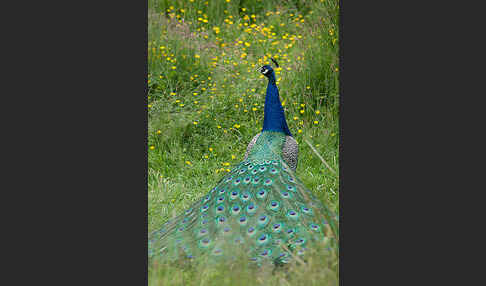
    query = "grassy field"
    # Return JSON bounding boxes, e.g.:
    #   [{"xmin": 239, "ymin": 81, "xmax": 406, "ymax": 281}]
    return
[{"xmin": 148, "ymin": 0, "xmax": 339, "ymax": 284}]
